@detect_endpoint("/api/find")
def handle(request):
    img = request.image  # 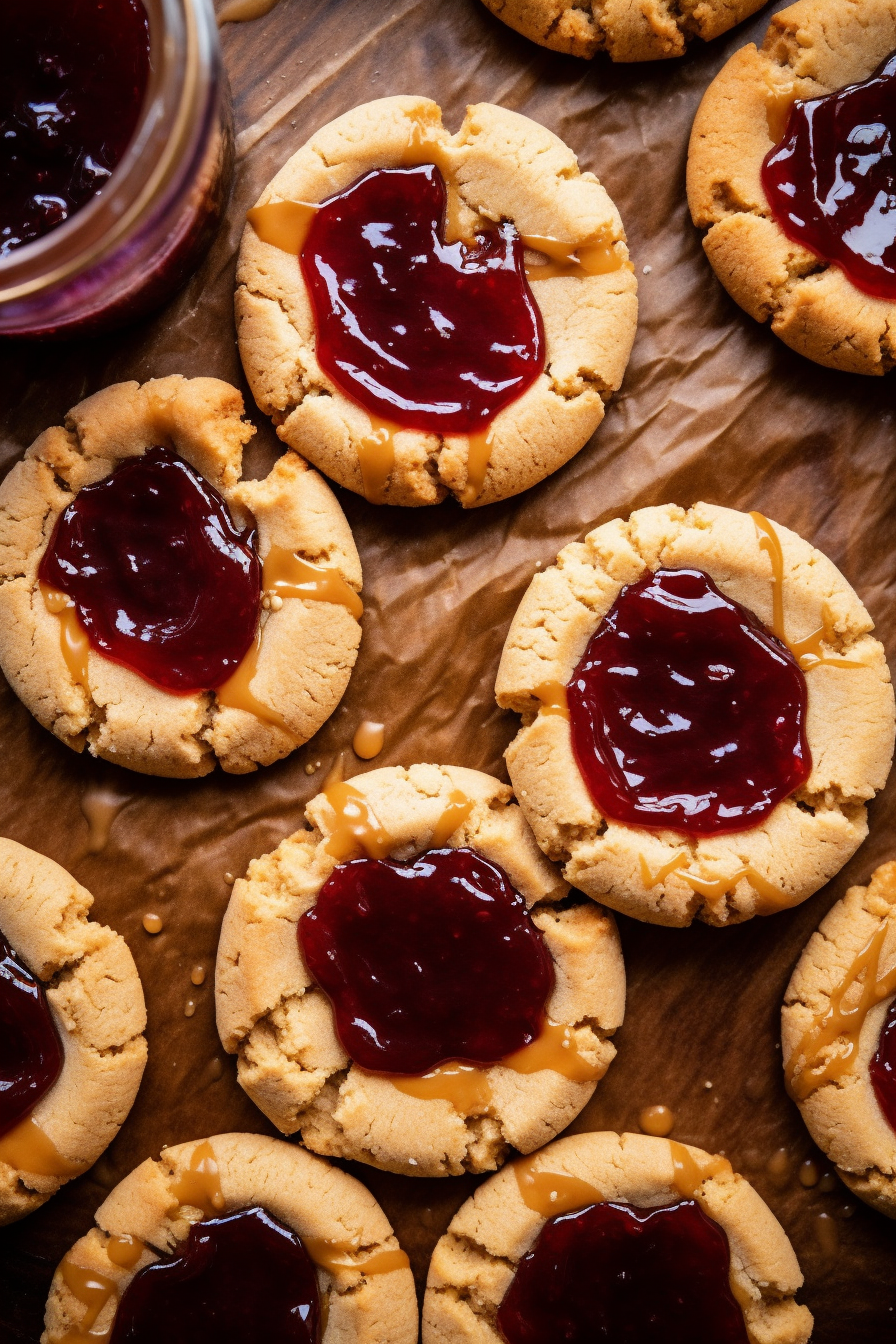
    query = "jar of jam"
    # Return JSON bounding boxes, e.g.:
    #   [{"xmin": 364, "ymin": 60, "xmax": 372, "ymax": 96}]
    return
[{"xmin": 0, "ymin": 0, "xmax": 232, "ymax": 337}]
